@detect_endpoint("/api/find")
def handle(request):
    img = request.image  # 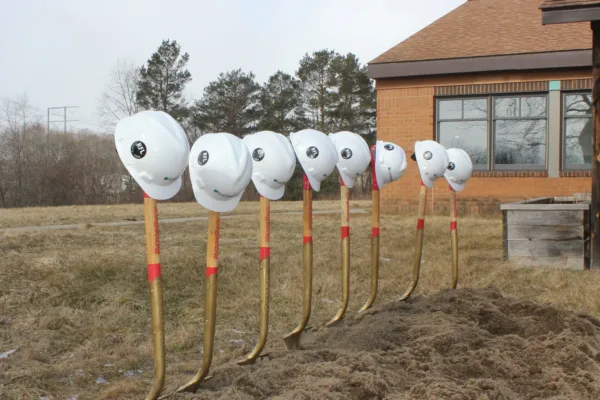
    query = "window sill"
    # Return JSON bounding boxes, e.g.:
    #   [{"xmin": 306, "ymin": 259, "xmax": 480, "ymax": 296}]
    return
[
  {"xmin": 472, "ymin": 171, "xmax": 548, "ymax": 178},
  {"xmin": 560, "ymin": 171, "xmax": 591, "ymax": 178}
]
